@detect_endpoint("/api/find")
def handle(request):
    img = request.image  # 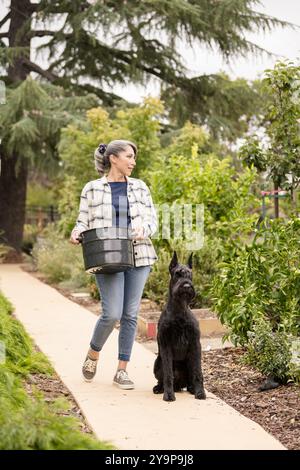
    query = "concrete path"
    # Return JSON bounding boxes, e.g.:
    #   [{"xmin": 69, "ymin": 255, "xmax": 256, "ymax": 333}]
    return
[{"xmin": 0, "ymin": 264, "xmax": 285, "ymax": 450}]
